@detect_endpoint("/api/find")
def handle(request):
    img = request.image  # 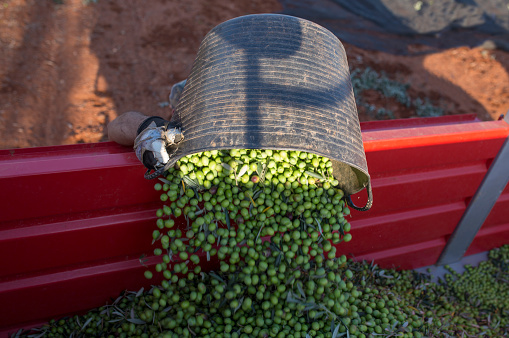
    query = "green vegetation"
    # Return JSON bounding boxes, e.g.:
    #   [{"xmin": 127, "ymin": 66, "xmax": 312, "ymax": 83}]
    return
[{"xmin": 351, "ymin": 67, "xmax": 444, "ymax": 119}]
